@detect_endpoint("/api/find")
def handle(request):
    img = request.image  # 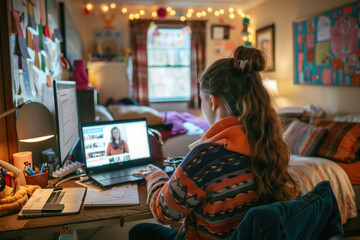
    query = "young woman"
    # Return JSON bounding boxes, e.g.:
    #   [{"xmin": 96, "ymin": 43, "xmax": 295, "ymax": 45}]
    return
[
  {"xmin": 106, "ymin": 127, "xmax": 129, "ymax": 156},
  {"xmin": 130, "ymin": 46, "xmax": 299, "ymax": 240}
]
